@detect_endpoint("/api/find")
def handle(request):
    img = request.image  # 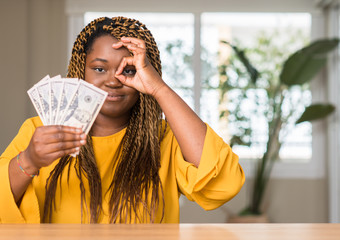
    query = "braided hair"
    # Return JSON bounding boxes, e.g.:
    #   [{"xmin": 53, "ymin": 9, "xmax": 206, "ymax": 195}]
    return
[{"xmin": 43, "ymin": 17, "xmax": 166, "ymax": 223}]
